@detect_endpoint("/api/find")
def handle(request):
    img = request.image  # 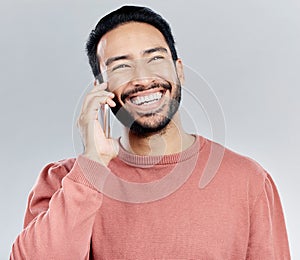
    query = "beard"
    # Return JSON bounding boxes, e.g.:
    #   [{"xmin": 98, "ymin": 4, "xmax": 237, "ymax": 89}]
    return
[{"xmin": 111, "ymin": 80, "xmax": 181, "ymax": 137}]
